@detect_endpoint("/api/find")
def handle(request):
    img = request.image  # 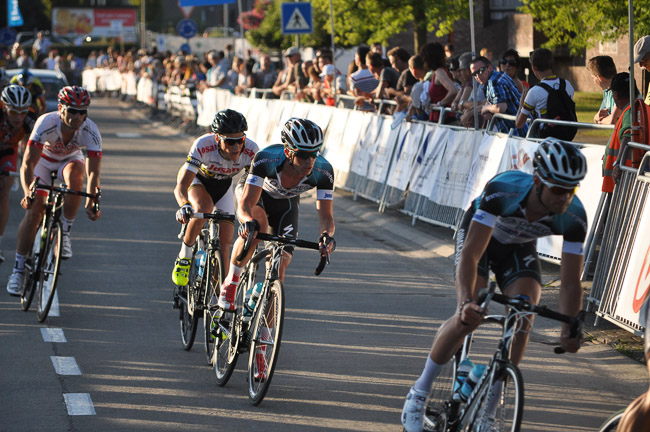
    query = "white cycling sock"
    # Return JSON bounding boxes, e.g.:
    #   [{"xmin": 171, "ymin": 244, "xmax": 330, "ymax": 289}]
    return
[
  {"xmin": 14, "ymin": 253, "xmax": 26, "ymax": 273},
  {"xmin": 178, "ymin": 242, "xmax": 193, "ymax": 260},
  {"xmin": 61, "ymin": 217, "xmax": 74, "ymax": 234},
  {"xmin": 222, "ymin": 263, "xmax": 243, "ymax": 289},
  {"xmin": 414, "ymin": 356, "xmax": 444, "ymax": 392}
]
